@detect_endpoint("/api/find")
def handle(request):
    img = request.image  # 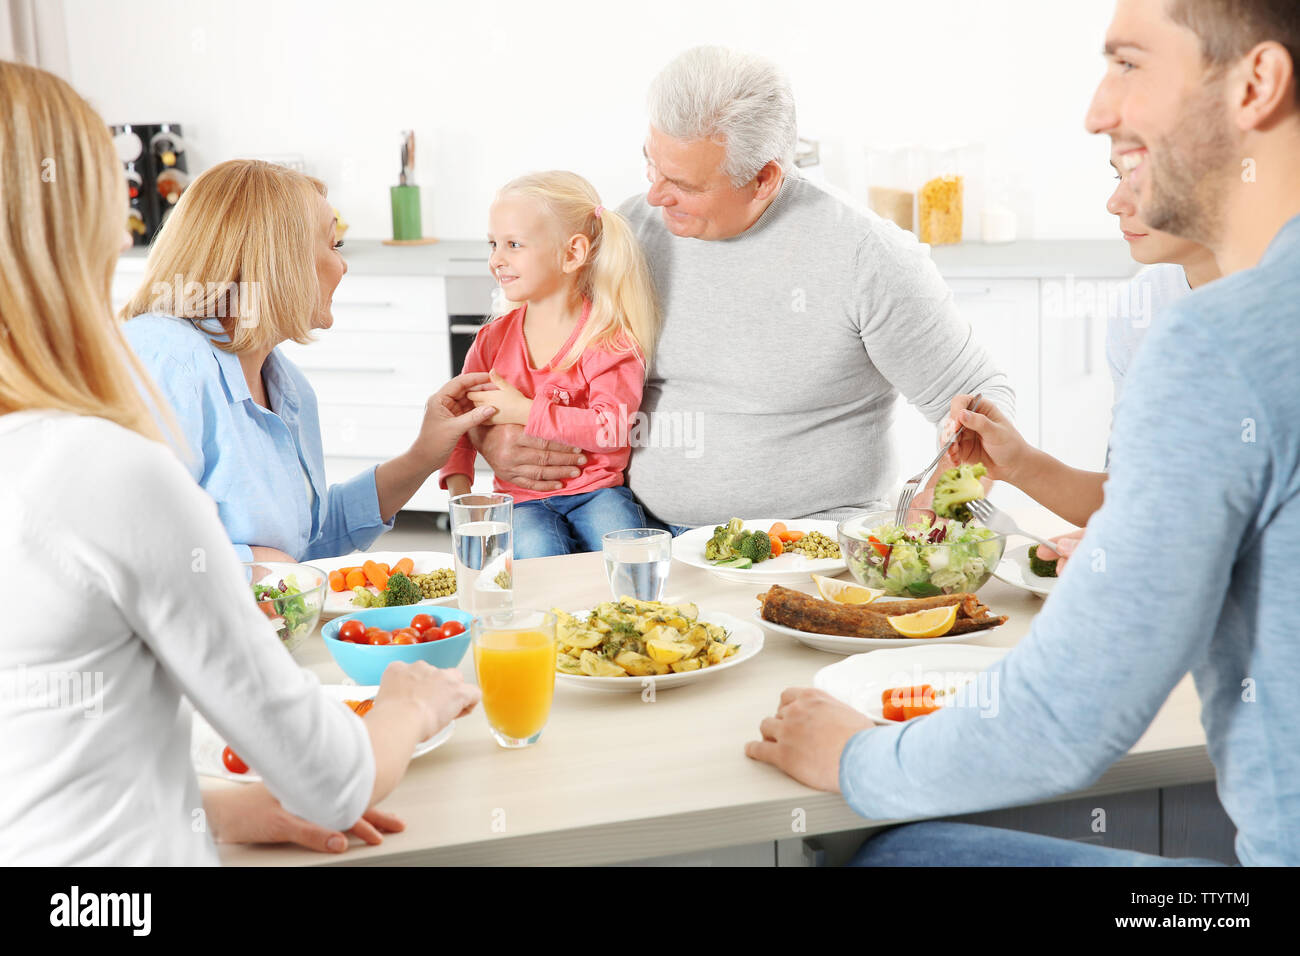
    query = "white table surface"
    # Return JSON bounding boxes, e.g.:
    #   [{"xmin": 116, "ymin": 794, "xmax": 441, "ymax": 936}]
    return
[{"xmin": 216, "ymin": 510, "xmax": 1210, "ymax": 866}]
